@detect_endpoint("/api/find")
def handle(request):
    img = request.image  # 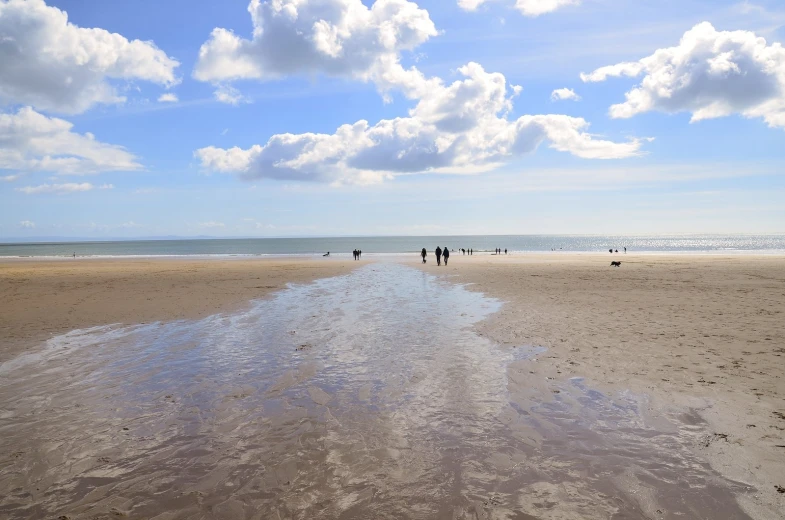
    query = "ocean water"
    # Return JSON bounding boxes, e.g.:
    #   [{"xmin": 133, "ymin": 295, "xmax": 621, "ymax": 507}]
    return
[{"xmin": 1, "ymin": 234, "xmax": 784, "ymax": 258}]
